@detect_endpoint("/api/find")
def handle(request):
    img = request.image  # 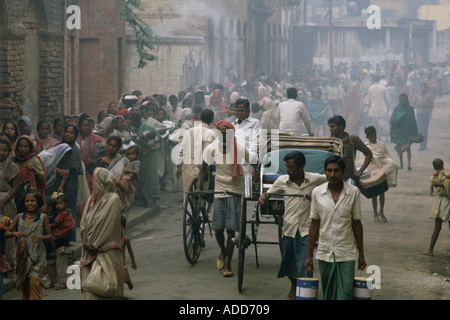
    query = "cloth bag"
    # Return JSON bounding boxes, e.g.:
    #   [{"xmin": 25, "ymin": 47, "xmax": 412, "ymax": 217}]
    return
[
  {"xmin": 355, "ymin": 159, "xmax": 389, "ymax": 199},
  {"xmin": 82, "ymin": 253, "xmax": 118, "ymax": 298},
  {"xmin": 357, "ymin": 159, "xmax": 387, "ymax": 189}
]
